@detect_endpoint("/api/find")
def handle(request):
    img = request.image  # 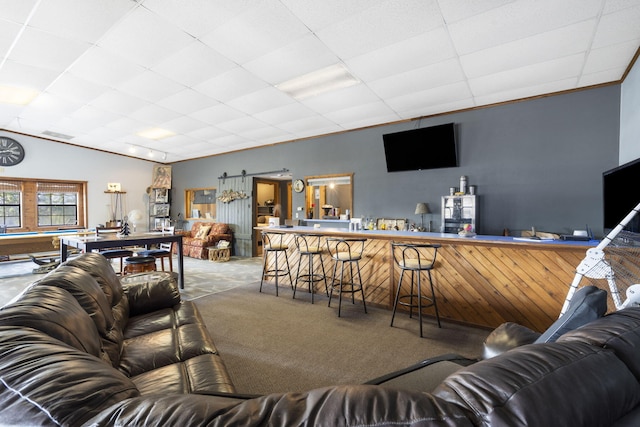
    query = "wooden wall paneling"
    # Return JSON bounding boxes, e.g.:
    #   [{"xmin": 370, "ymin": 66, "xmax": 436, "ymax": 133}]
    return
[{"xmin": 252, "ymin": 228, "xmax": 591, "ymax": 331}]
